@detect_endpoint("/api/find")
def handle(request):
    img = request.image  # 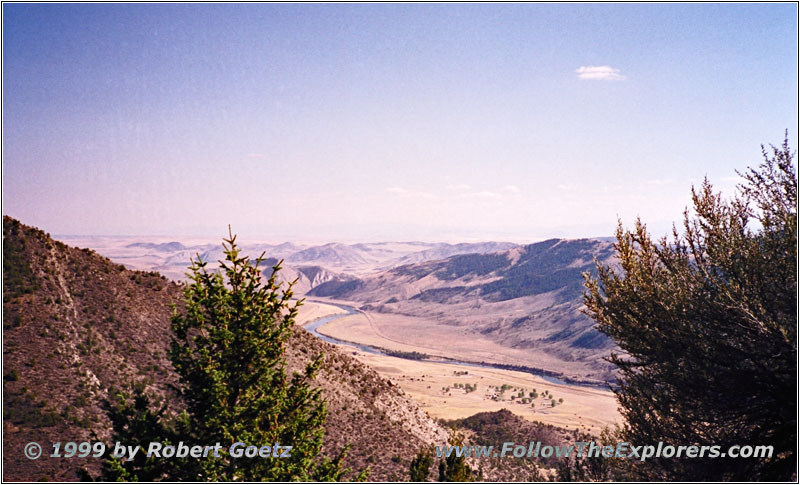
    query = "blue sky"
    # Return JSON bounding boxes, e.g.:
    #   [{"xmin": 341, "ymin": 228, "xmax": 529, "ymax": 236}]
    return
[{"xmin": 2, "ymin": 3, "xmax": 797, "ymax": 242}]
